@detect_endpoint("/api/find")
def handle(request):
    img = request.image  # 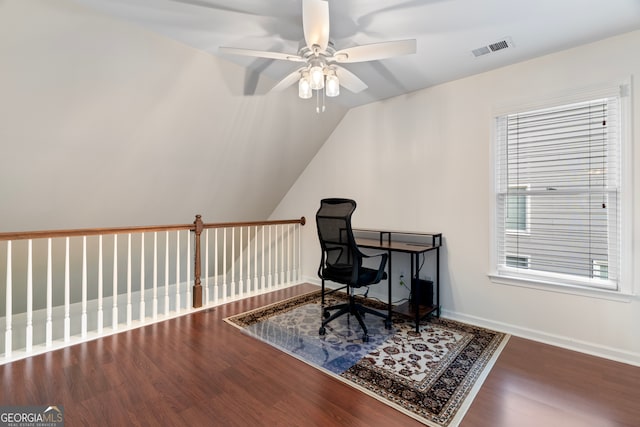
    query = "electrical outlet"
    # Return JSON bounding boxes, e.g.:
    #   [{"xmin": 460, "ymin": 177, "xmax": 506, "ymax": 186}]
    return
[{"xmin": 399, "ymin": 273, "xmax": 407, "ymax": 289}]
